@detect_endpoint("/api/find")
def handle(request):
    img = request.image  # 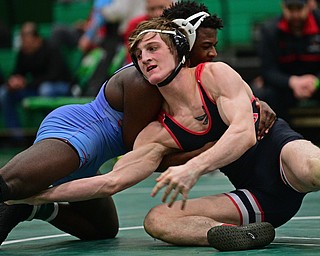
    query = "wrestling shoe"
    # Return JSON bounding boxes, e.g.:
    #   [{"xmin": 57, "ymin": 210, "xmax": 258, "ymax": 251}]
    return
[
  {"xmin": 0, "ymin": 203, "xmax": 33, "ymax": 245},
  {"xmin": 207, "ymin": 222, "xmax": 275, "ymax": 251}
]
